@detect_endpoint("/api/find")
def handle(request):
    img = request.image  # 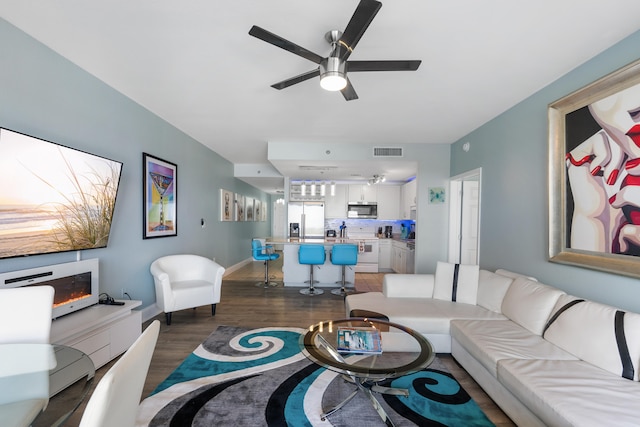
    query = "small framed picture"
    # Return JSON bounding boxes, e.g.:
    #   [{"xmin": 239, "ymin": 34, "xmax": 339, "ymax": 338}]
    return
[
  {"xmin": 245, "ymin": 197, "xmax": 255, "ymax": 221},
  {"xmin": 235, "ymin": 194, "xmax": 245, "ymax": 221},
  {"xmin": 429, "ymin": 187, "xmax": 445, "ymax": 204},
  {"xmin": 220, "ymin": 189, "xmax": 233, "ymax": 221},
  {"xmin": 143, "ymin": 153, "xmax": 177, "ymax": 238},
  {"xmin": 255, "ymin": 200, "xmax": 262, "ymax": 222}
]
